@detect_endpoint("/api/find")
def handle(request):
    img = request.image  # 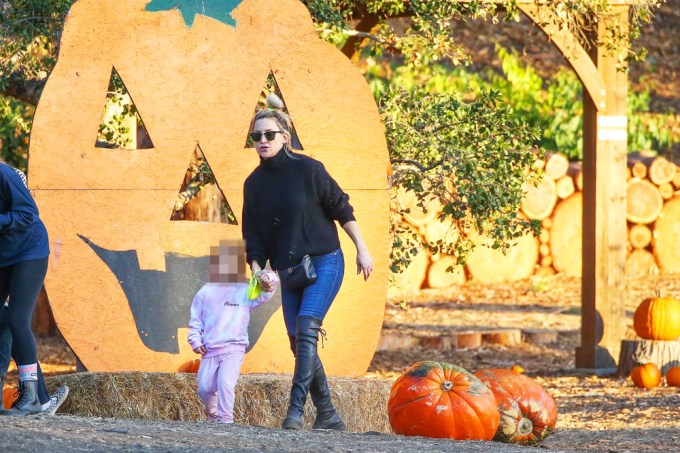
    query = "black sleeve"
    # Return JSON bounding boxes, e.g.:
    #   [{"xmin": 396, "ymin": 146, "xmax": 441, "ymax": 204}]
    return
[
  {"xmin": 312, "ymin": 161, "xmax": 356, "ymax": 226},
  {"xmin": 242, "ymin": 179, "xmax": 267, "ymax": 268}
]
